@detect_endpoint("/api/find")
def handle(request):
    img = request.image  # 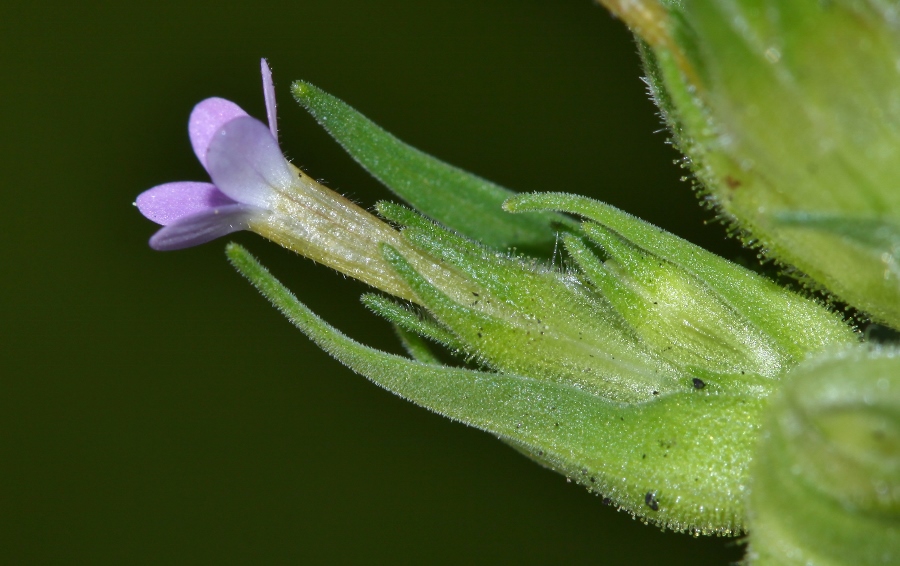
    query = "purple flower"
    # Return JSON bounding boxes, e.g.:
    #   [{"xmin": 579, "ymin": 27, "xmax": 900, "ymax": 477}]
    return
[
  {"xmin": 136, "ymin": 59, "xmax": 291, "ymax": 250},
  {"xmin": 135, "ymin": 60, "xmax": 422, "ymax": 300}
]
